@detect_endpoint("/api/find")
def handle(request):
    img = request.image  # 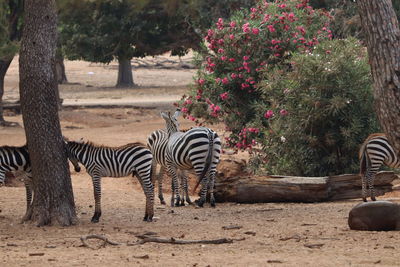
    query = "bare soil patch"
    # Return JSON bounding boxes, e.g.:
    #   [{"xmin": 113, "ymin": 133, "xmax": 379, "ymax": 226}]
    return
[{"xmin": 1, "ymin": 56, "xmax": 400, "ymax": 267}]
